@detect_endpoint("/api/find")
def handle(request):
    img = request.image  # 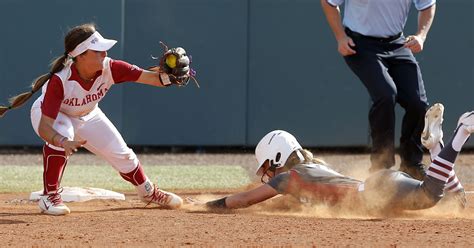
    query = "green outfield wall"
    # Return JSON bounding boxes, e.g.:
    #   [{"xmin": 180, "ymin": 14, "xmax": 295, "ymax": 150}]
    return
[{"xmin": 0, "ymin": 0, "xmax": 472, "ymax": 148}]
